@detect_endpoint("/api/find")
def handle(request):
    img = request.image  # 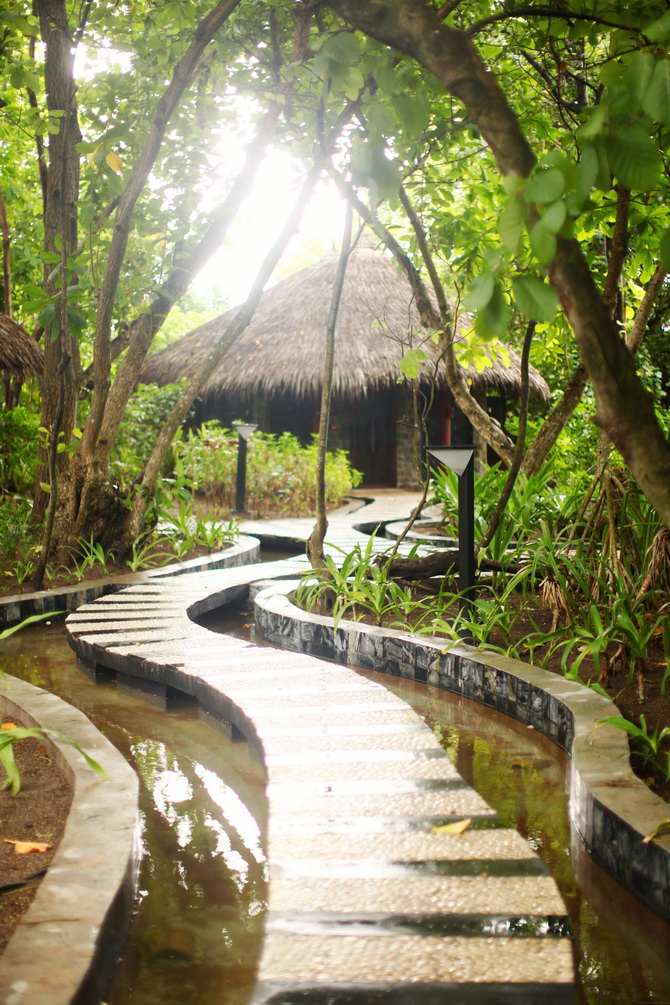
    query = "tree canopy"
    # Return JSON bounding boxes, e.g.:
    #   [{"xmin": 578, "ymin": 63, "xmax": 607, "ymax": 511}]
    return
[{"xmin": 1, "ymin": 0, "xmax": 669, "ymax": 568}]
